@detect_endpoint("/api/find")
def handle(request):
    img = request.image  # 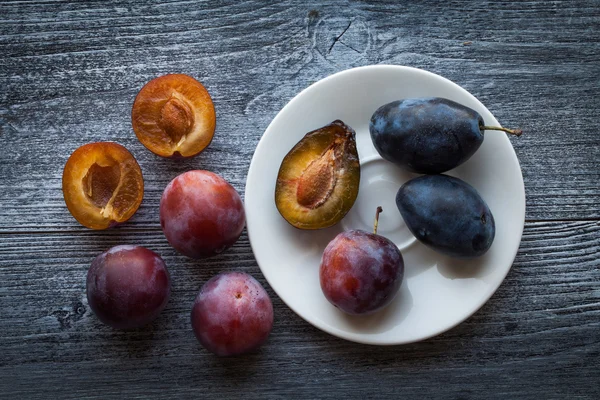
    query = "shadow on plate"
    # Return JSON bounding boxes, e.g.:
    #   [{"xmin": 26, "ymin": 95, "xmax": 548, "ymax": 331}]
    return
[
  {"xmin": 436, "ymin": 250, "xmax": 495, "ymax": 281},
  {"xmin": 401, "ymin": 241, "xmax": 439, "ymax": 279}
]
